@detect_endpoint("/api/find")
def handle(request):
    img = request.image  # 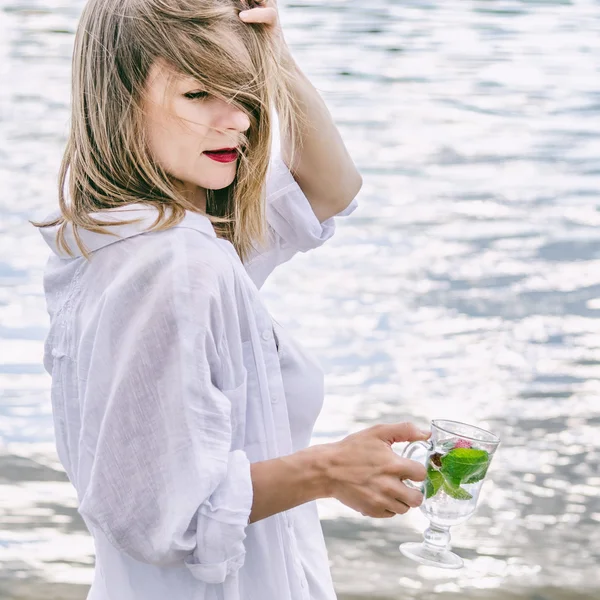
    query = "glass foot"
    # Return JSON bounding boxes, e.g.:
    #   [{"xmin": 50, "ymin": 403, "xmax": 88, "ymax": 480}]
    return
[{"xmin": 399, "ymin": 542, "xmax": 464, "ymax": 569}]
